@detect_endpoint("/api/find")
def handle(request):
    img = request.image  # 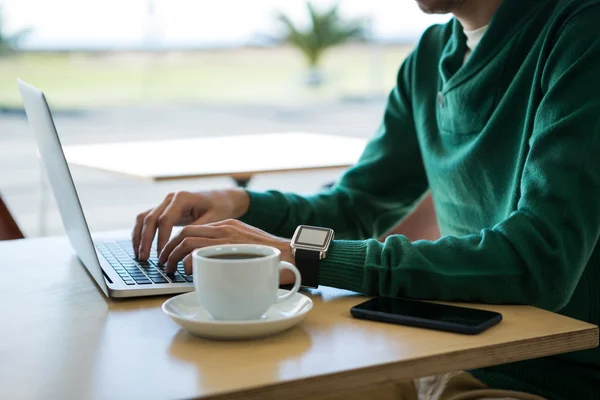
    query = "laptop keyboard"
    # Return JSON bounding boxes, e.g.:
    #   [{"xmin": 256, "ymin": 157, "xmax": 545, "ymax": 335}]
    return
[{"xmin": 95, "ymin": 240, "xmax": 193, "ymax": 285}]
